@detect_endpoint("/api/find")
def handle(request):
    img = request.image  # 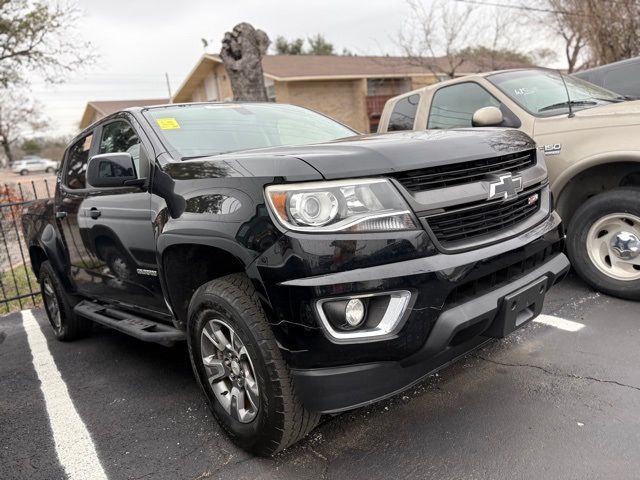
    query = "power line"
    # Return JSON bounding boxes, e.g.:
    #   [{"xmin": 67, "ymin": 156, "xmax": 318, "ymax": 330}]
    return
[{"xmin": 452, "ymin": 0, "xmax": 622, "ymax": 17}]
